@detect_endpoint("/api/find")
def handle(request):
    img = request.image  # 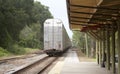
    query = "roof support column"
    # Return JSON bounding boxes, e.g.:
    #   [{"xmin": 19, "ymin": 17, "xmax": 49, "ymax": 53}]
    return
[
  {"xmin": 99, "ymin": 31, "xmax": 102, "ymax": 66},
  {"xmin": 85, "ymin": 33, "xmax": 89, "ymax": 57},
  {"xmin": 101, "ymin": 28, "xmax": 106, "ymax": 68},
  {"xmin": 106, "ymin": 25, "xmax": 110, "ymax": 70},
  {"xmin": 111, "ymin": 25, "xmax": 116, "ymax": 74},
  {"xmin": 117, "ymin": 20, "xmax": 120, "ymax": 74},
  {"xmin": 96, "ymin": 40, "xmax": 99, "ymax": 64}
]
